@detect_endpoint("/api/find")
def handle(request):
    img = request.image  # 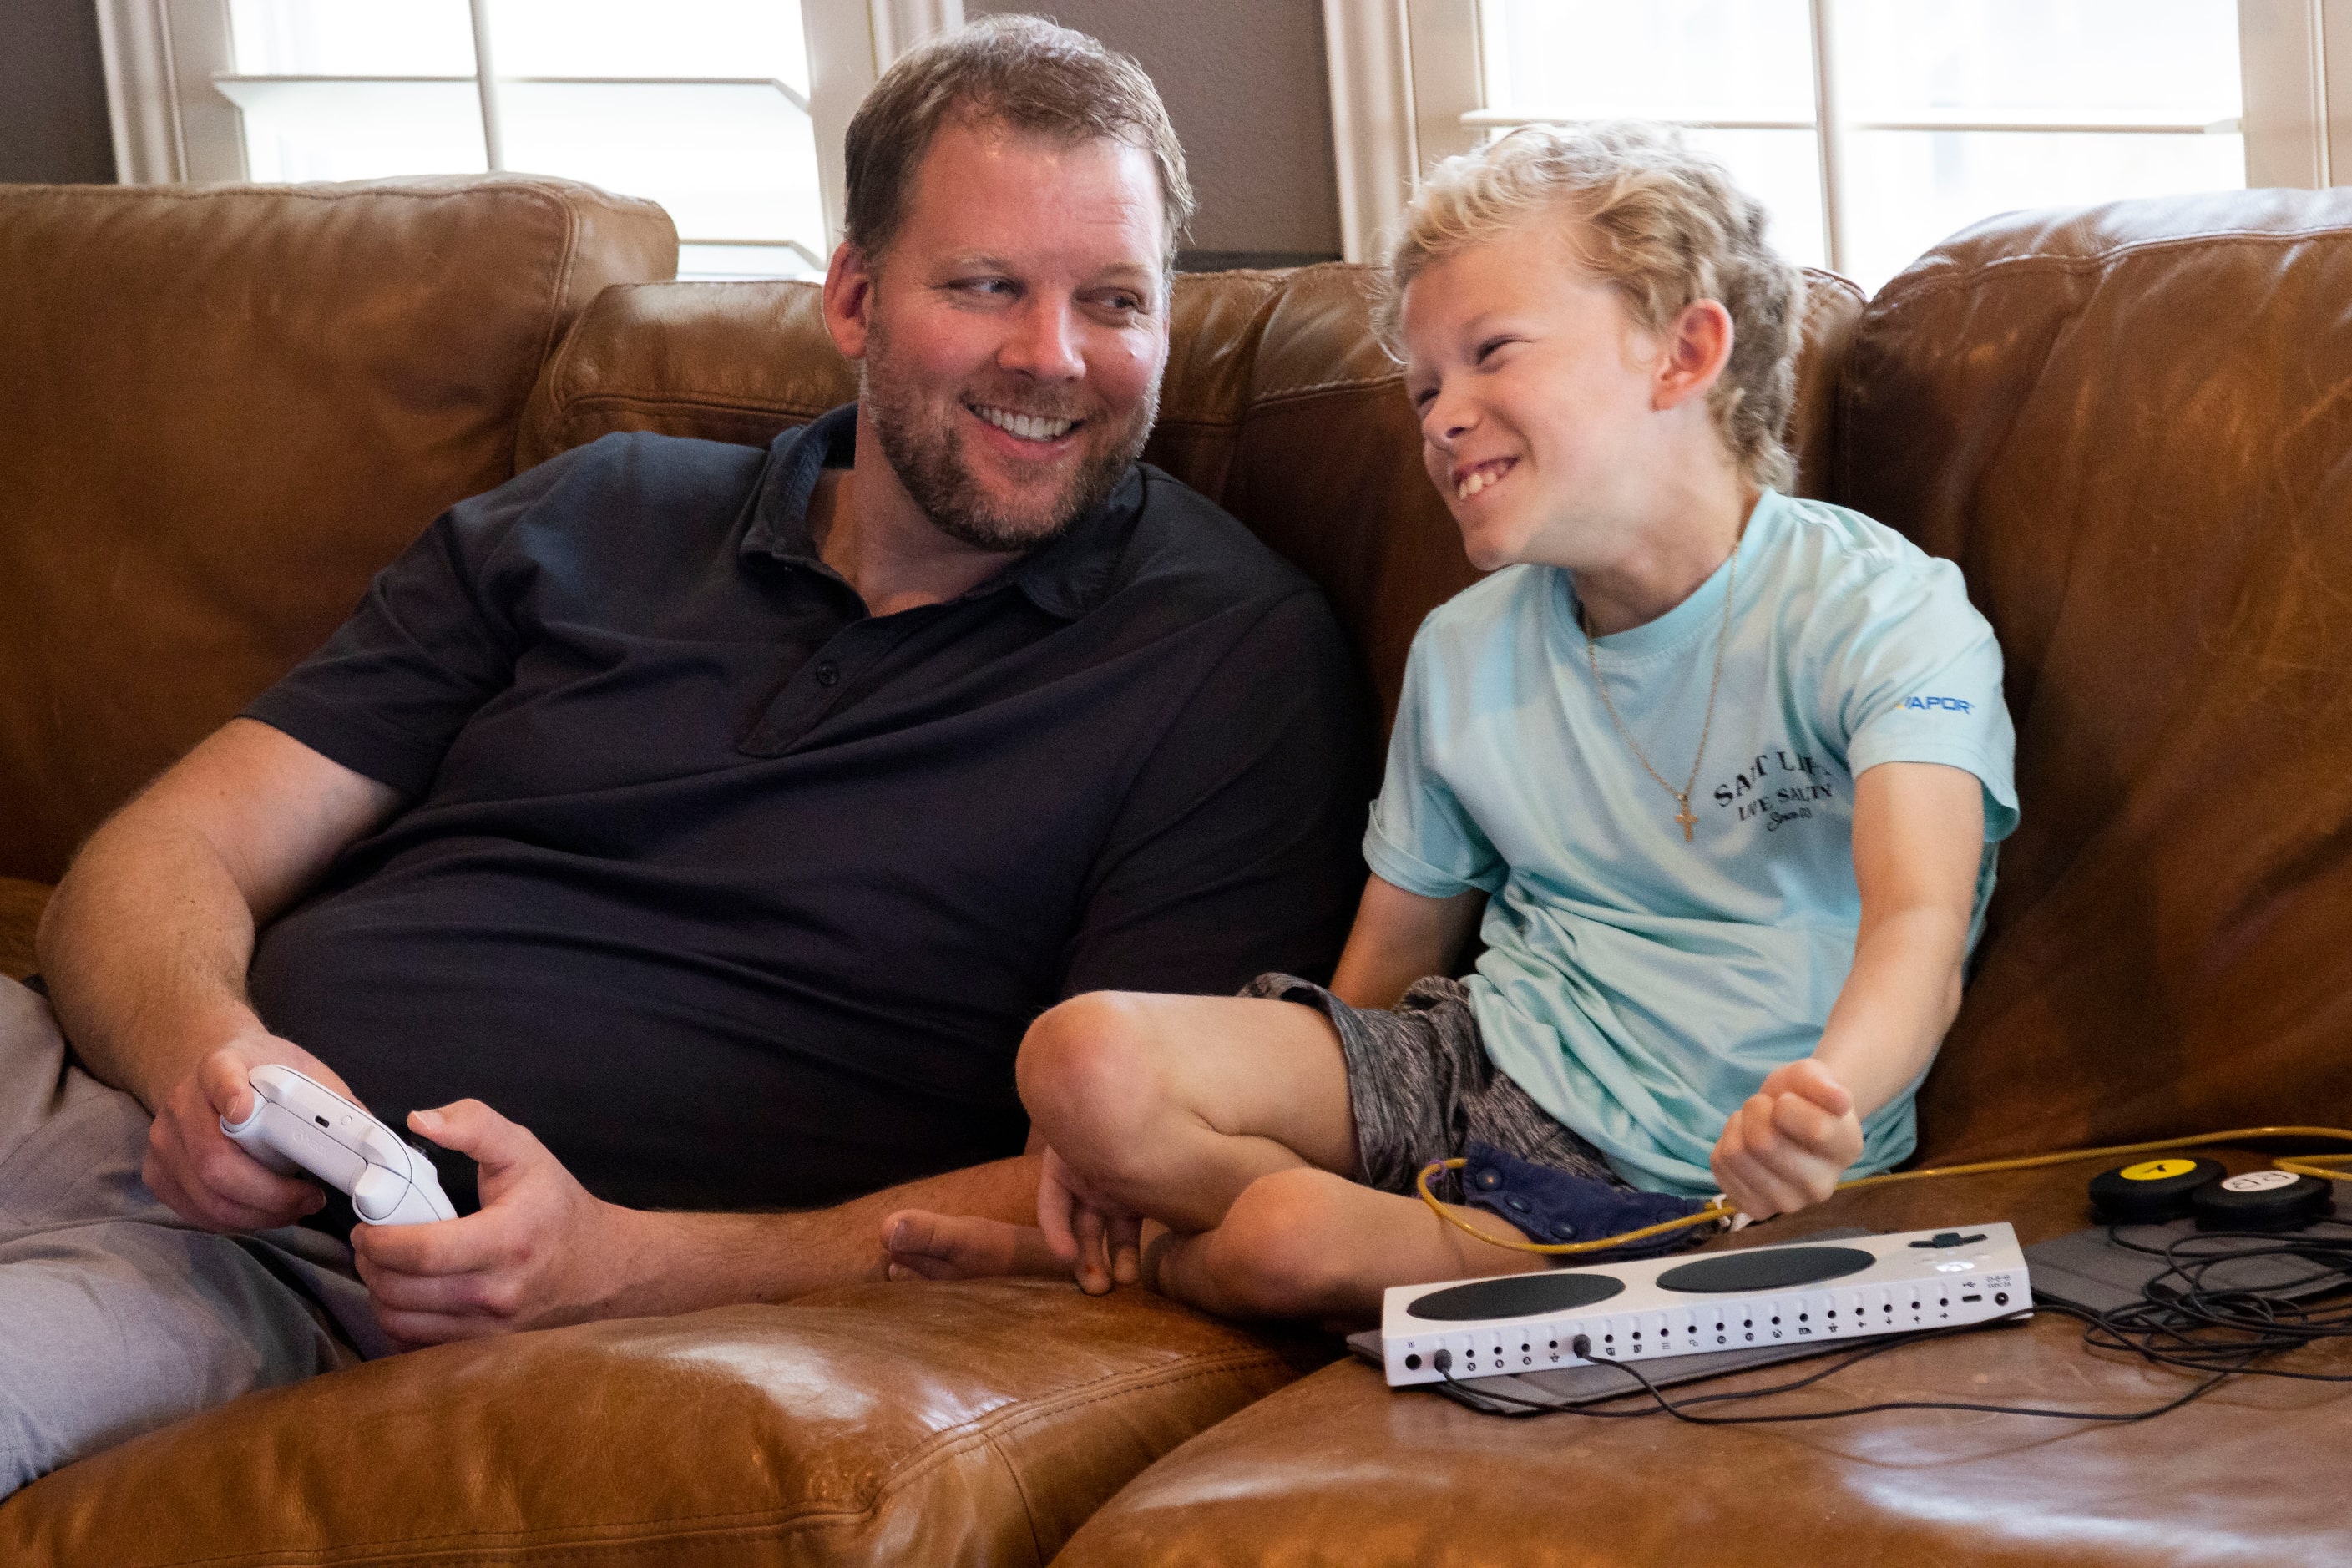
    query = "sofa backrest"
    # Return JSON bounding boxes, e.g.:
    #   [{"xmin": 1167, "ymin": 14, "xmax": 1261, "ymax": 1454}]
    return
[
  {"xmin": 520, "ymin": 266, "xmax": 1864, "ymax": 735},
  {"xmin": 1837, "ymin": 190, "xmax": 2352, "ymax": 1161},
  {"xmin": 0, "ymin": 176, "xmax": 676, "ymax": 883}
]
